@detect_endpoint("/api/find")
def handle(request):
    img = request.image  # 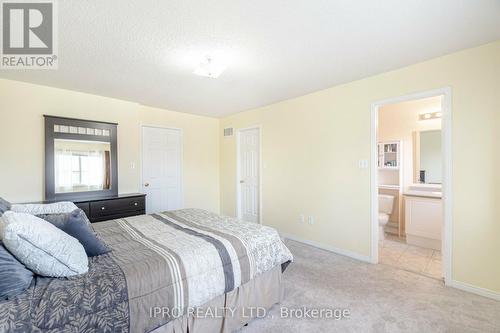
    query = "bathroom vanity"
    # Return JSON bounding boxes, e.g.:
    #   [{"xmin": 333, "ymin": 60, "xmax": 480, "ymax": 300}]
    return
[{"xmin": 404, "ymin": 185, "xmax": 442, "ymax": 250}]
